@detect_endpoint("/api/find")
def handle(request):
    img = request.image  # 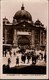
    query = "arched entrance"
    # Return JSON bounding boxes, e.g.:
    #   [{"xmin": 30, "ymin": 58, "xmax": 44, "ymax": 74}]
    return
[{"xmin": 18, "ymin": 36, "xmax": 30, "ymax": 49}]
